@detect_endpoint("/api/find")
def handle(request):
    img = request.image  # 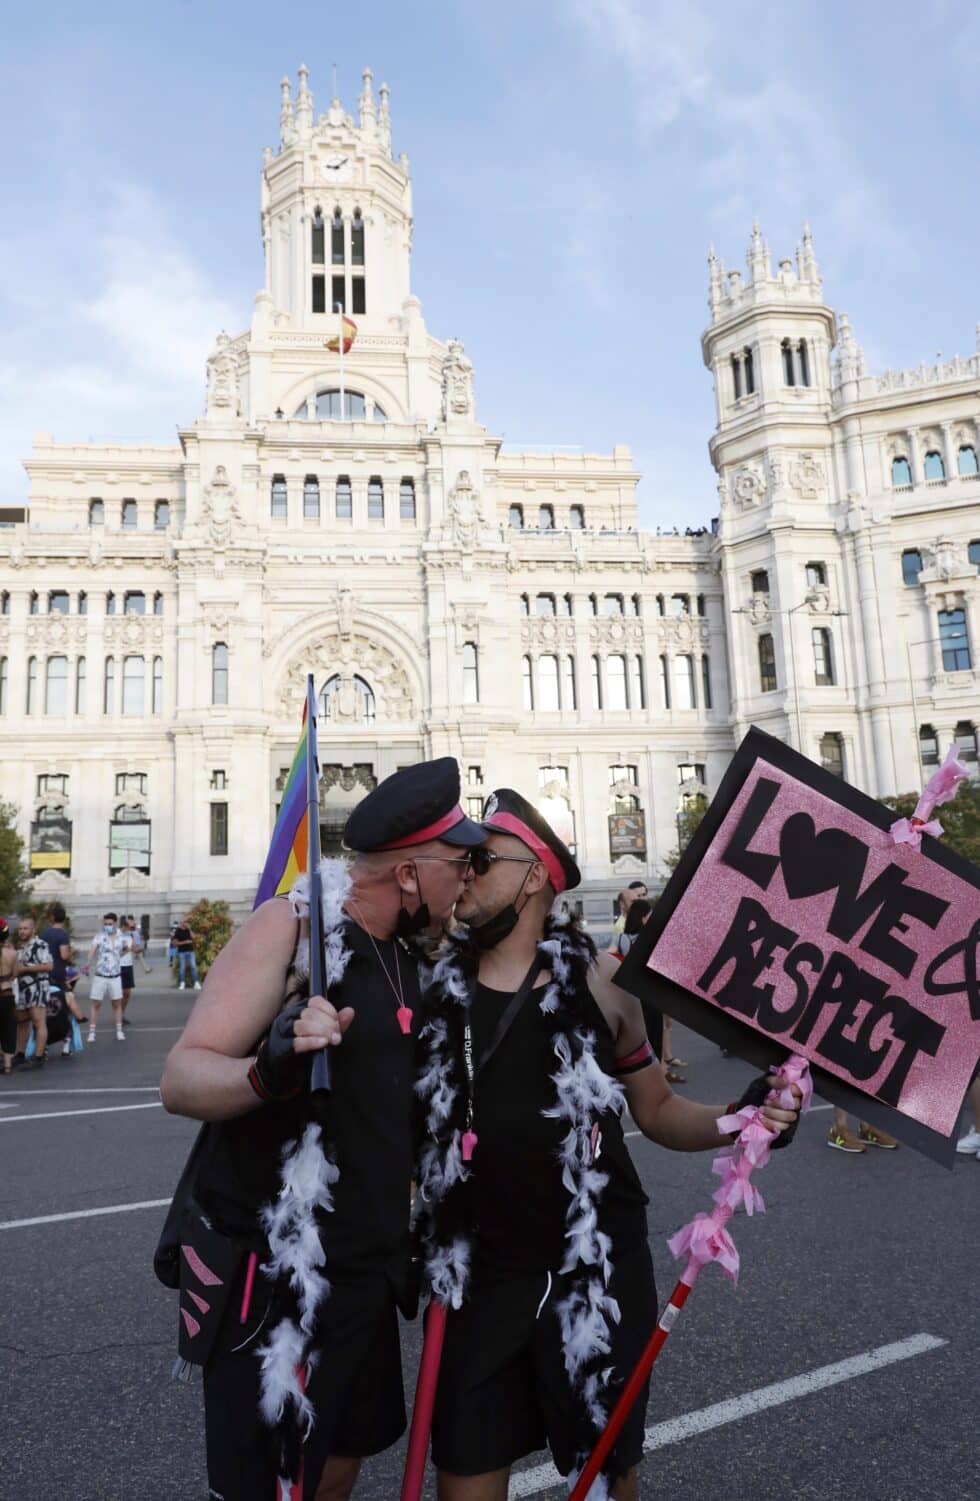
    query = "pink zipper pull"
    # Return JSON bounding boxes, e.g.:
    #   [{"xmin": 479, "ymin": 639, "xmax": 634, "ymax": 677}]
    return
[{"xmin": 461, "ymin": 1129, "xmax": 478, "ymax": 1162}]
